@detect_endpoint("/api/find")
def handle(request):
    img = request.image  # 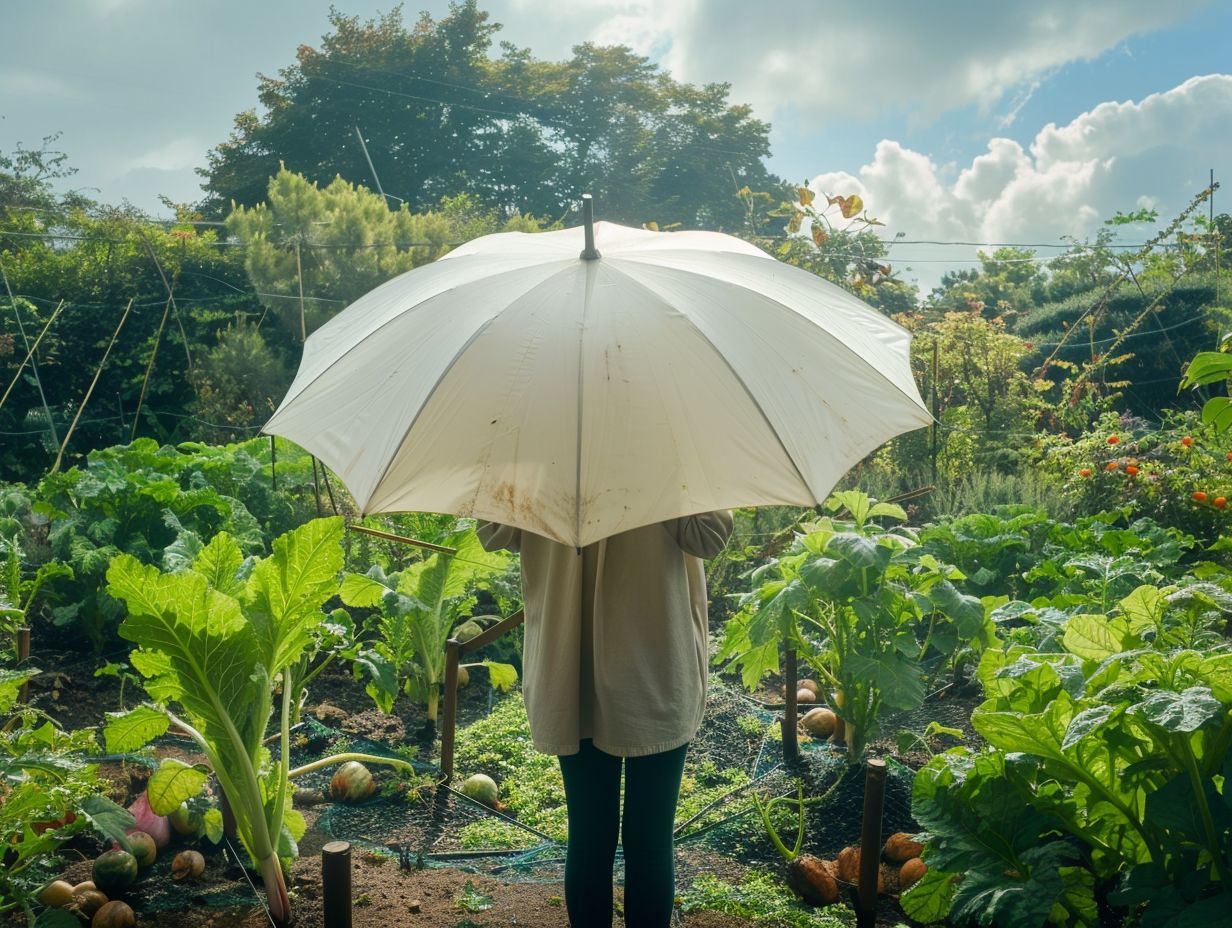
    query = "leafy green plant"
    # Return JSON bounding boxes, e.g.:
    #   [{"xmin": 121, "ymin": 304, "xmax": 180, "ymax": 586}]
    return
[
  {"xmin": 907, "ymin": 598, "xmax": 1232, "ymax": 927},
  {"xmin": 104, "ymin": 517, "xmax": 413, "ymax": 926},
  {"xmin": 340, "ymin": 523, "xmax": 517, "ymax": 721},
  {"xmin": 34, "ymin": 439, "xmax": 266, "ymax": 651},
  {"xmin": 0, "ymin": 535, "xmax": 71, "ymax": 660},
  {"xmin": 718, "ymin": 490, "xmax": 992, "ymax": 761},
  {"xmin": 0, "ymin": 710, "xmax": 134, "ymax": 925}
]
